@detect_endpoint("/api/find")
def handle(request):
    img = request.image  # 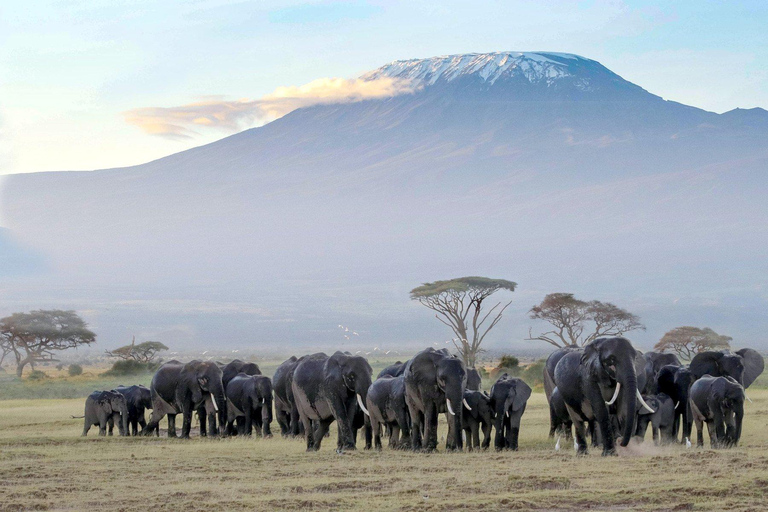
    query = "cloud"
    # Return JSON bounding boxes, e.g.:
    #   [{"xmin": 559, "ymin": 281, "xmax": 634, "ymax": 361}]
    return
[{"xmin": 123, "ymin": 77, "xmax": 418, "ymax": 139}]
